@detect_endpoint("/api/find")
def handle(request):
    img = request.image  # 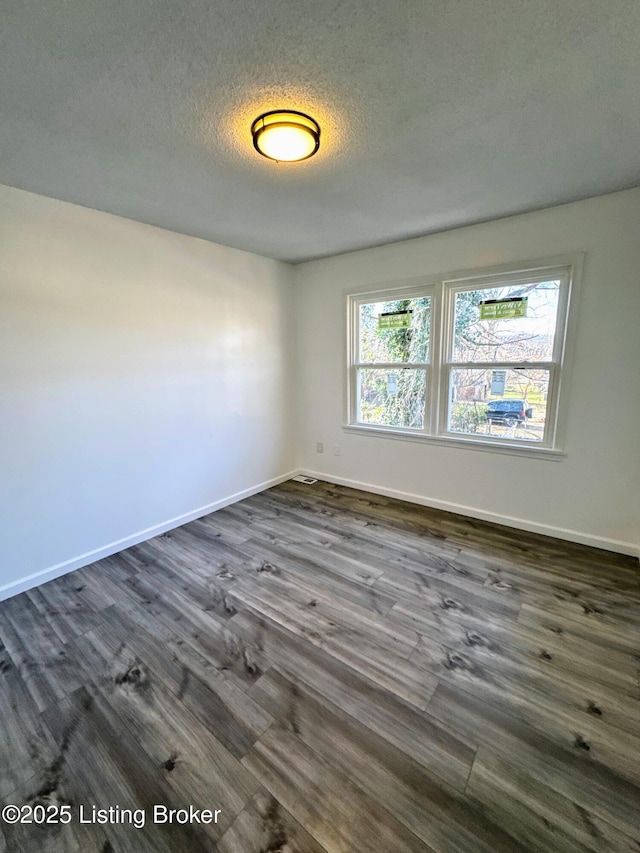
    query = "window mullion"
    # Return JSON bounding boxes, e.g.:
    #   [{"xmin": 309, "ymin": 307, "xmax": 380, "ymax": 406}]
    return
[
  {"xmin": 446, "ymin": 361, "xmax": 556, "ymax": 371},
  {"xmin": 428, "ymin": 279, "xmax": 444, "ymax": 436},
  {"xmin": 354, "ymin": 362, "xmax": 429, "ymax": 369}
]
